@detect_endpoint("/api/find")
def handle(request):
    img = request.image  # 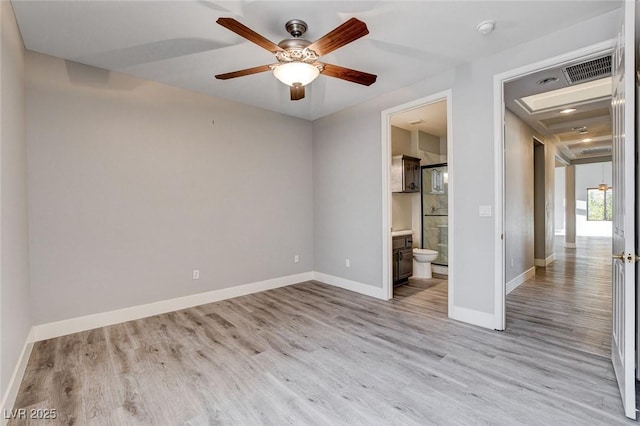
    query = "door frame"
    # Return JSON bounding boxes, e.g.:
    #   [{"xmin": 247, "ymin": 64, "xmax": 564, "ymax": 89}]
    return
[
  {"xmin": 381, "ymin": 89, "xmax": 453, "ymax": 312},
  {"xmin": 492, "ymin": 40, "xmax": 615, "ymax": 330}
]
